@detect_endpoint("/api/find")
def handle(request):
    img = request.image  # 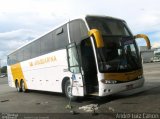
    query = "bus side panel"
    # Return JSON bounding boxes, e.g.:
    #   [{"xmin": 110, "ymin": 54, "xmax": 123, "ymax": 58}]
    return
[
  {"xmin": 20, "ymin": 49, "xmax": 70, "ymax": 92},
  {"xmin": 23, "ymin": 65, "xmax": 68, "ymax": 92},
  {"xmin": 7, "ymin": 66, "xmax": 15, "ymax": 87}
]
